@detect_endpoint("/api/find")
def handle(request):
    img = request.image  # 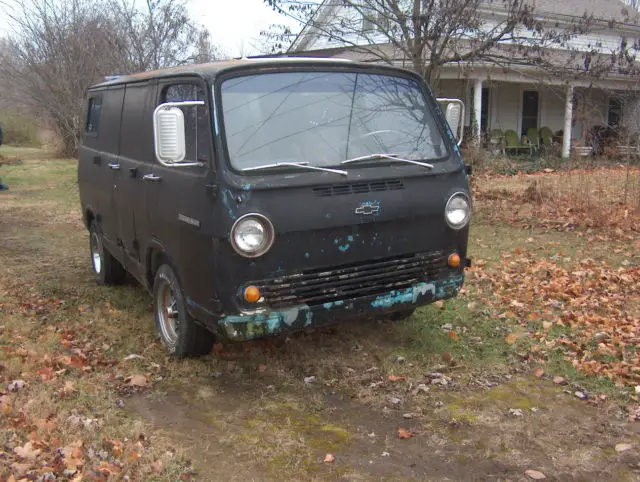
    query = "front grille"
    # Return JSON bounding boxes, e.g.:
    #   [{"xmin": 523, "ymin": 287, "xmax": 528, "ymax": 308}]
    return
[
  {"xmin": 313, "ymin": 179, "xmax": 404, "ymax": 197},
  {"xmin": 251, "ymin": 252, "xmax": 447, "ymax": 308}
]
